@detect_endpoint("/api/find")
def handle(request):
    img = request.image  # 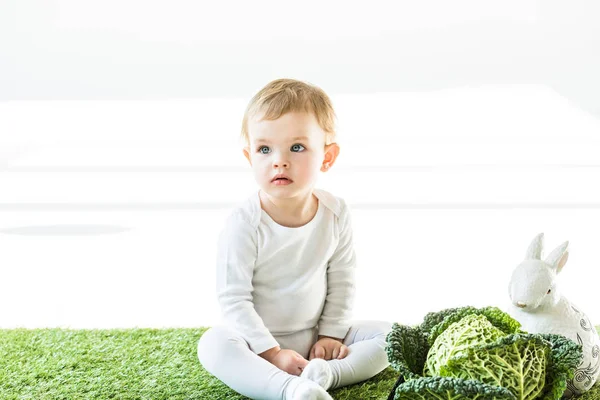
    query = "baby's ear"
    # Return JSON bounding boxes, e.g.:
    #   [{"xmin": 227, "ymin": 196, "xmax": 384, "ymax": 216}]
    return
[
  {"xmin": 242, "ymin": 147, "xmax": 252, "ymax": 166},
  {"xmin": 323, "ymin": 143, "xmax": 340, "ymax": 166},
  {"xmin": 545, "ymin": 241, "xmax": 569, "ymax": 273}
]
